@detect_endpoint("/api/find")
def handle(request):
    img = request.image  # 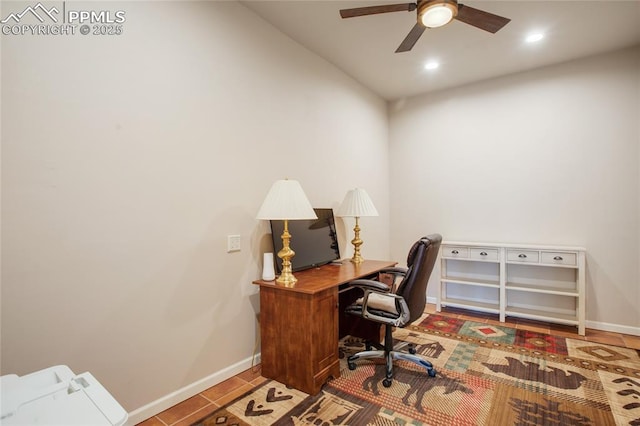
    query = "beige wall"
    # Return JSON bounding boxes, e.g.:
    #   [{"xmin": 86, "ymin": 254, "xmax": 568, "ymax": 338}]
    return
[
  {"xmin": 0, "ymin": 1, "xmax": 390, "ymax": 416},
  {"xmin": 389, "ymin": 46, "xmax": 640, "ymax": 333}
]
